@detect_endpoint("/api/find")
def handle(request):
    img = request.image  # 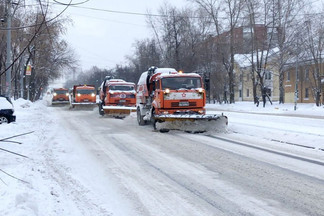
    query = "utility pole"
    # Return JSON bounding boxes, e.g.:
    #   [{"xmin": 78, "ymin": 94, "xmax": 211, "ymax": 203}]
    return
[
  {"xmin": 5, "ymin": 0, "xmax": 12, "ymax": 98},
  {"xmin": 294, "ymin": 39, "xmax": 299, "ymax": 111},
  {"xmin": 20, "ymin": 56, "xmax": 25, "ymax": 98}
]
